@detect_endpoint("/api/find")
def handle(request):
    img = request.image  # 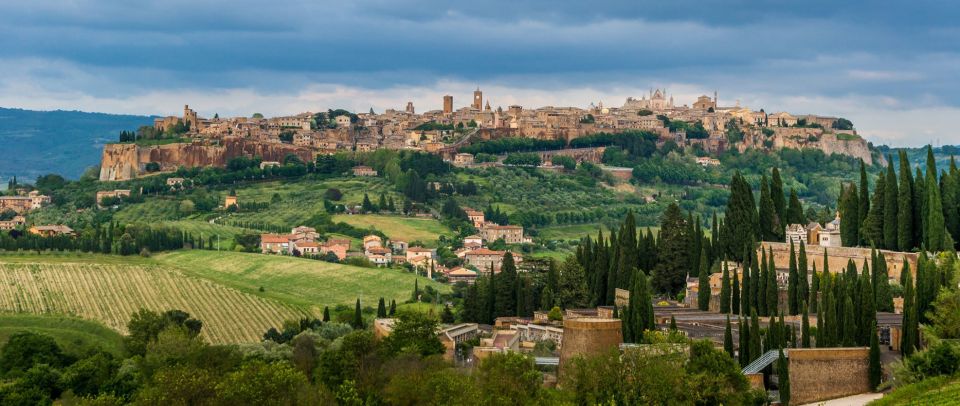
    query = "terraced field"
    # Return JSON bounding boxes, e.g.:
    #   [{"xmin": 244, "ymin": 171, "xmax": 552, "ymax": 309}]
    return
[{"xmin": 0, "ymin": 260, "xmax": 311, "ymax": 344}]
